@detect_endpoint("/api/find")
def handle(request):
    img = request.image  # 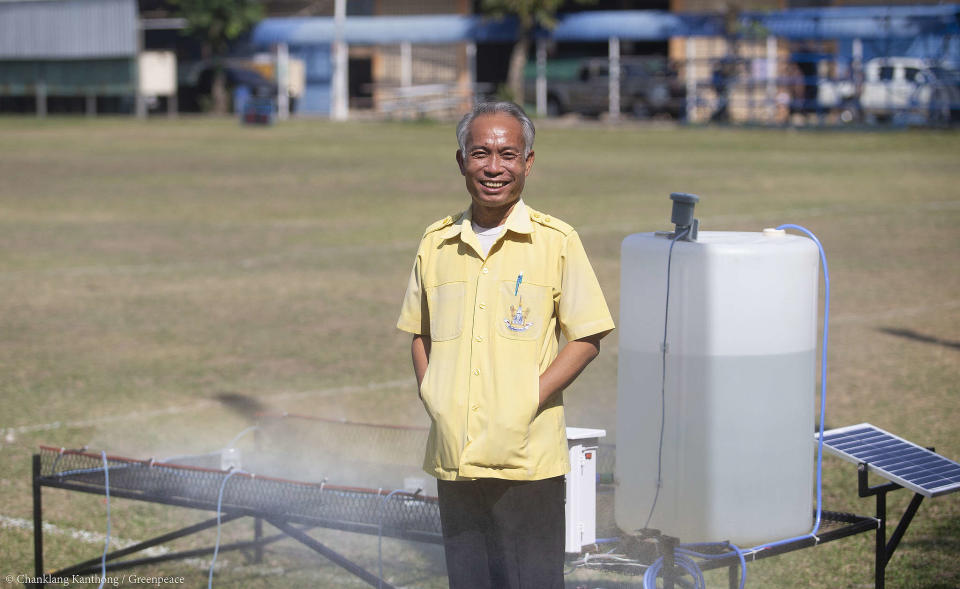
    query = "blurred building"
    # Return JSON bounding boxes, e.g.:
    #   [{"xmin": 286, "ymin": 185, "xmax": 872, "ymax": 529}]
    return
[
  {"xmin": 2, "ymin": 0, "xmax": 956, "ymax": 123},
  {"xmin": 0, "ymin": 0, "xmax": 149, "ymax": 115},
  {"xmin": 252, "ymin": 0, "xmax": 477, "ymax": 116},
  {"xmin": 669, "ymin": 0, "xmax": 960, "ymax": 124}
]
